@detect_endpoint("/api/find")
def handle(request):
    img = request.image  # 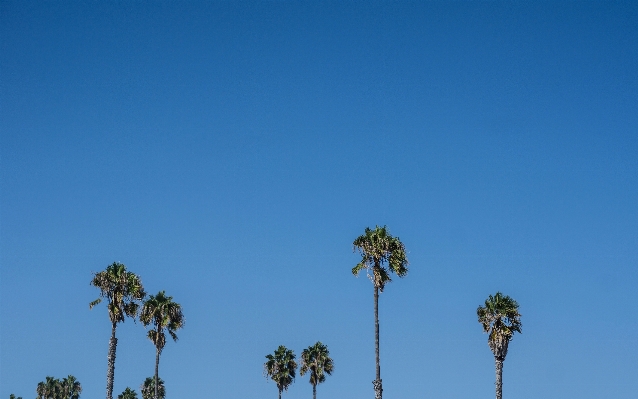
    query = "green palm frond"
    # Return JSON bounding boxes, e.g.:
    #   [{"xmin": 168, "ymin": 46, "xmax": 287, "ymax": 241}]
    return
[
  {"xmin": 140, "ymin": 291, "xmax": 184, "ymax": 353},
  {"xmin": 352, "ymin": 226, "xmax": 409, "ymax": 291},
  {"xmin": 117, "ymin": 387, "xmax": 138, "ymax": 399},
  {"xmin": 264, "ymin": 345, "xmax": 297, "ymax": 393},
  {"xmin": 477, "ymin": 292, "xmax": 522, "ymax": 358},
  {"xmin": 140, "ymin": 377, "xmax": 164, "ymax": 399},
  {"xmin": 89, "ymin": 262, "xmax": 146, "ymax": 325},
  {"xmin": 300, "ymin": 342, "xmax": 334, "ymax": 387}
]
